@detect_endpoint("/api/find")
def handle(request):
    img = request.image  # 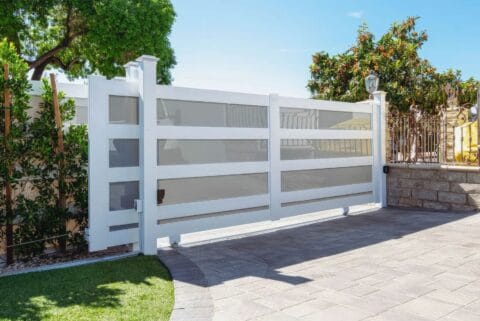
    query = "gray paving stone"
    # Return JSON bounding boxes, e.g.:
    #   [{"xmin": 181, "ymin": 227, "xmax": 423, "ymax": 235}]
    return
[
  {"xmin": 157, "ymin": 208, "xmax": 480, "ymax": 321},
  {"xmin": 302, "ymin": 304, "xmax": 372, "ymax": 321},
  {"xmin": 442, "ymin": 308, "xmax": 480, "ymax": 321},
  {"xmin": 389, "ymin": 296, "xmax": 460, "ymax": 319}
]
